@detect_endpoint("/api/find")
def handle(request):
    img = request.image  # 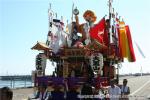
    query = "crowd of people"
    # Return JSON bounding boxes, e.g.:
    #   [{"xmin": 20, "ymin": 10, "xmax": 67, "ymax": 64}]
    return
[
  {"xmin": 28, "ymin": 78, "xmax": 130, "ymax": 100},
  {"xmin": 107, "ymin": 79, "xmax": 130, "ymax": 100},
  {"xmin": 0, "ymin": 79, "xmax": 130, "ymax": 100}
]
